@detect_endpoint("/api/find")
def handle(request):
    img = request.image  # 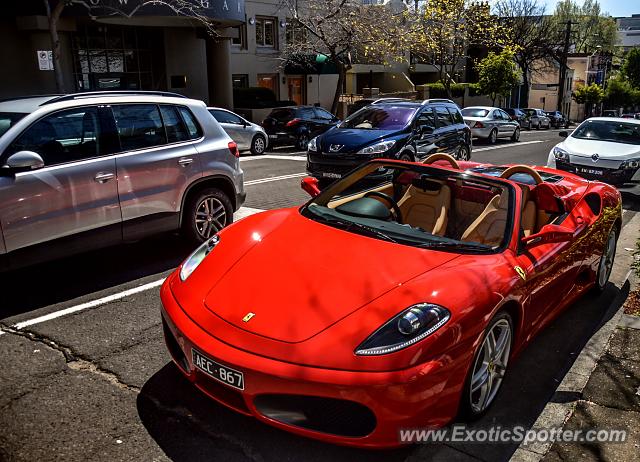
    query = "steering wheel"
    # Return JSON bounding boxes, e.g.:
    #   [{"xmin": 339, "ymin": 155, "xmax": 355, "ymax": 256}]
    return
[
  {"xmin": 499, "ymin": 165, "xmax": 544, "ymax": 185},
  {"xmin": 363, "ymin": 191, "xmax": 403, "ymax": 224},
  {"xmin": 423, "ymin": 153, "xmax": 461, "ymax": 170}
]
